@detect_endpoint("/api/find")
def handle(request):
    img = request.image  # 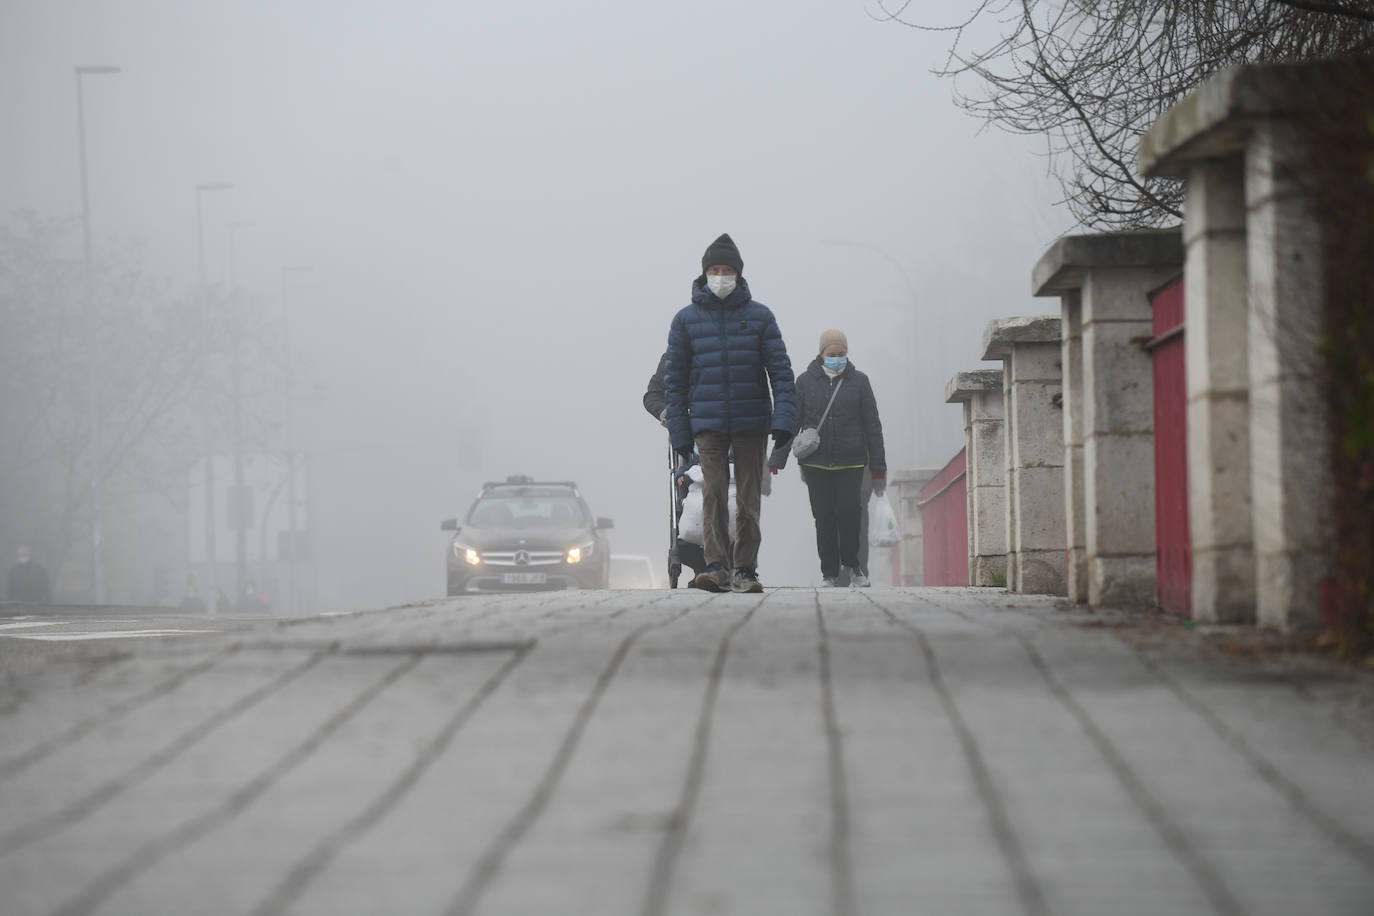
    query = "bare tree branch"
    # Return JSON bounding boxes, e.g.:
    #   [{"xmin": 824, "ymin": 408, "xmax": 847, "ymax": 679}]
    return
[
  {"xmin": 884, "ymin": 1, "xmax": 1374, "ymax": 229},
  {"xmin": 1274, "ymin": 0, "xmax": 1374, "ymax": 23}
]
